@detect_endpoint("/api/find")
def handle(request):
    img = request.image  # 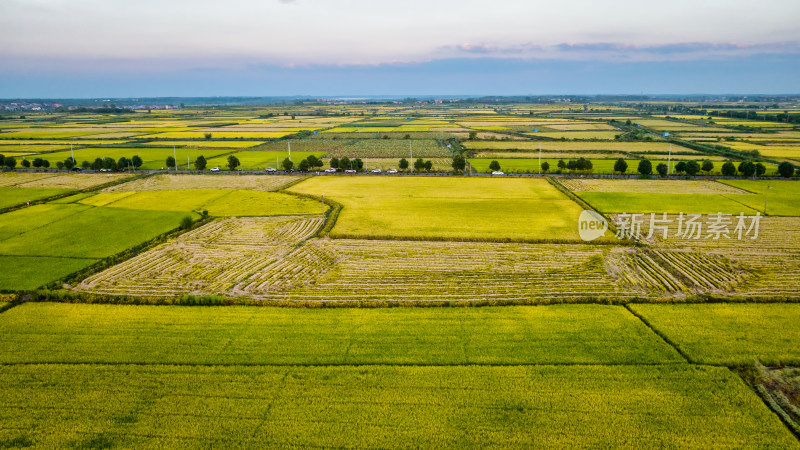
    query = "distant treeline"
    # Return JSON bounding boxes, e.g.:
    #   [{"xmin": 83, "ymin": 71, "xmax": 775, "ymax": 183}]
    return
[{"xmin": 55, "ymin": 106, "xmax": 136, "ymax": 114}]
